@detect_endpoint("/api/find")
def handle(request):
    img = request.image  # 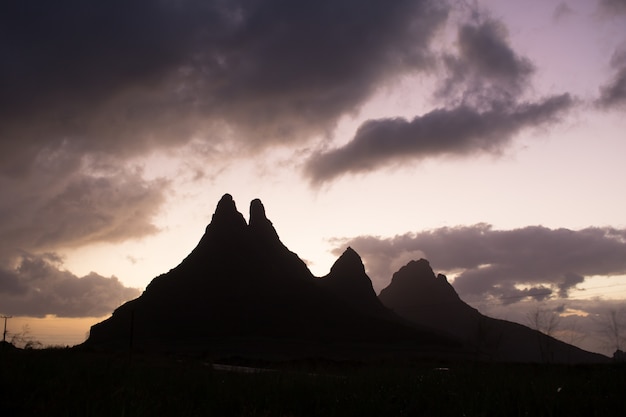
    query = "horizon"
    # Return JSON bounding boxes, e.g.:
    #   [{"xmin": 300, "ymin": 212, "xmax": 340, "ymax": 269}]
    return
[{"xmin": 1, "ymin": 0, "xmax": 625, "ymax": 357}]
